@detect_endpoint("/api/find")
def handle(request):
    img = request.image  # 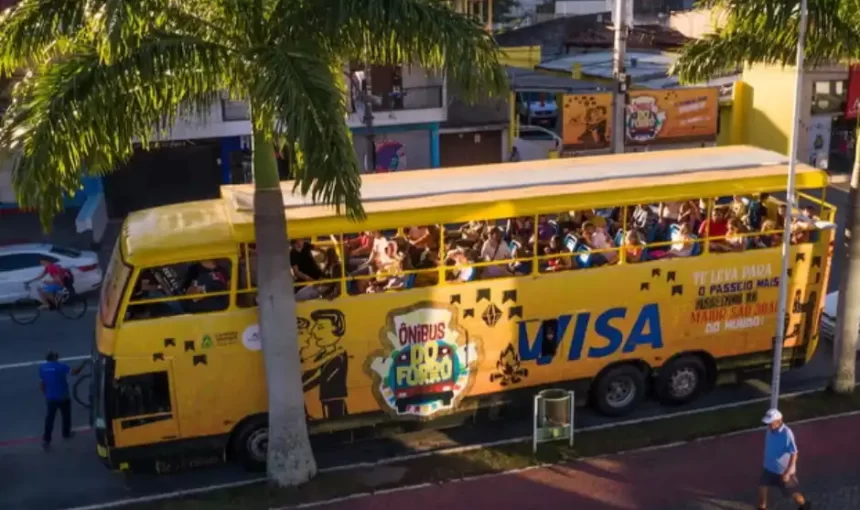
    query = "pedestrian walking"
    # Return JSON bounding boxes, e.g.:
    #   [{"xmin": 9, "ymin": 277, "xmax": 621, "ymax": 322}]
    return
[
  {"xmin": 39, "ymin": 351, "xmax": 84, "ymax": 450},
  {"xmin": 758, "ymin": 408, "xmax": 811, "ymax": 510}
]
